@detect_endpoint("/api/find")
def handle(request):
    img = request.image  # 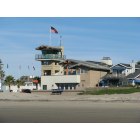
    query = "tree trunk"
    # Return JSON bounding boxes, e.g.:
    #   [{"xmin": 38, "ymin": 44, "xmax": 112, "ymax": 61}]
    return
[
  {"xmin": 9, "ymin": 84, "xmax": 11, "ymax": 92},
  {"xmin": 36, "ymin": 83, "xmax": 38, "ymax": 90}
]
